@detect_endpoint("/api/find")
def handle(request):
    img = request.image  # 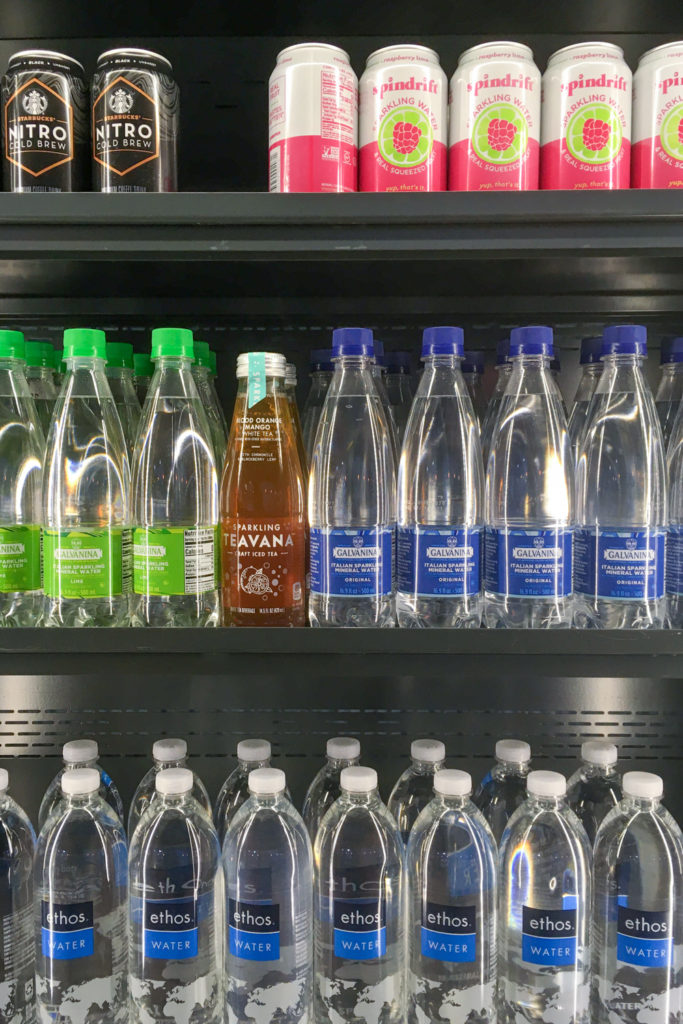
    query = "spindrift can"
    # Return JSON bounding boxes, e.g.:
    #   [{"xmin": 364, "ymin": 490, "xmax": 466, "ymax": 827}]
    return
[
  {"xmin": 92, "ymin": 48, "xmax": 179, "ymax": 192},
  {"xmin": 2, "ymin": 50, "xmax": 88, "ymax": 192},
  {"xmin": 632, "ymin": 42, "xmax": 683, "ymax": 188}
]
